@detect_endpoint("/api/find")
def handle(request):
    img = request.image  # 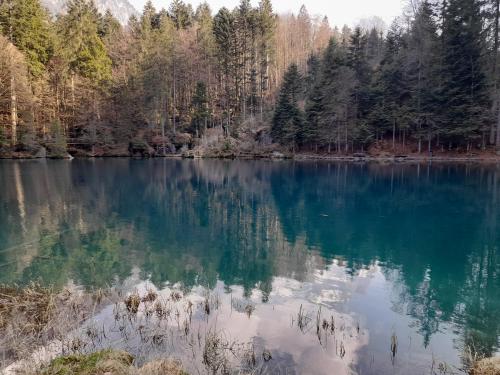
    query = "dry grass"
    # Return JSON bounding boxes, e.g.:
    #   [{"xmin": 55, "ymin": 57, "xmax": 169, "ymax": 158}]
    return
[
  {"xmin": 471, "ymin": 357, "xmax": 500, "ymax": 375},
  {"xmin": 138, "ymin": 359, "xmax": 188, "ymax": 375},
  {"xmin": 32, "ymin": 350, "xmax": 188, "ymax": 375},
  {"xmin": 0, "ymin": 284, "xmax": 55, "ymax": 334},
  {"xmin": 0, "ymin": 284, "xmax": 113, "ymax": 369}
]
